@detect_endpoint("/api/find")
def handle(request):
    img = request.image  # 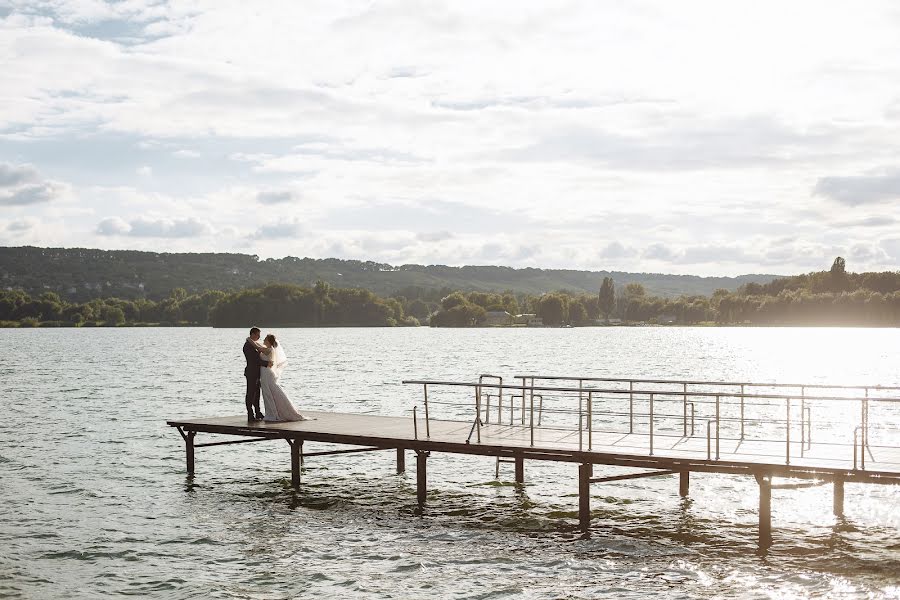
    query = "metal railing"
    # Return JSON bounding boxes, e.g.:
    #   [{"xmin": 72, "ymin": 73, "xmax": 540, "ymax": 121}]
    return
[{"xmin": 401, "ymin": 374, "xmax": 900, "ymax": 471}]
